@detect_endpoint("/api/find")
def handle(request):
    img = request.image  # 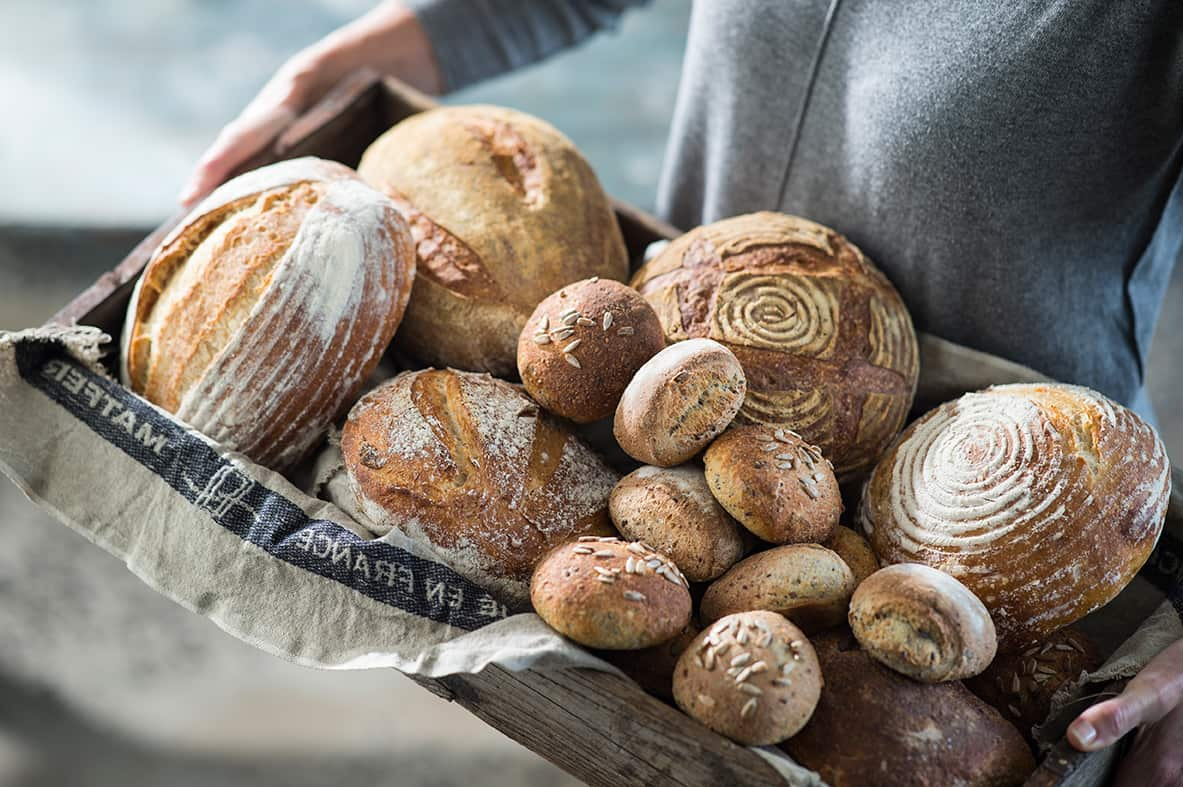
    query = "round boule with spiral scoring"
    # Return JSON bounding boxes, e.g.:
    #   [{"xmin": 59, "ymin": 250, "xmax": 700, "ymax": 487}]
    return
[
  {"xmin": 630, "ymin": 212, "xmax": 918, "ymax": 479},
  {"xmin": 860, "ymin": 383, "xmax": 1171, "ymax": 650}
]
